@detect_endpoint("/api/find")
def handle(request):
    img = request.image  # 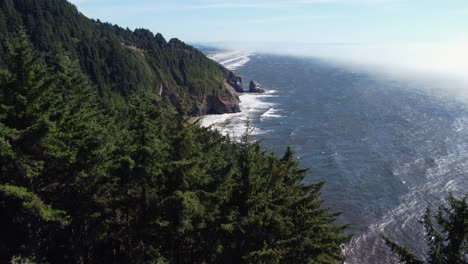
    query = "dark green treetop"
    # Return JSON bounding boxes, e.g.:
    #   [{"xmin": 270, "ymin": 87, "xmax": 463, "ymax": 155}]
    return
[{"xmin": 383, "ymin": 194, "xmax": 468, "ymax": 264}]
